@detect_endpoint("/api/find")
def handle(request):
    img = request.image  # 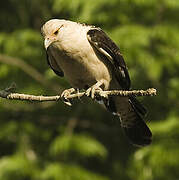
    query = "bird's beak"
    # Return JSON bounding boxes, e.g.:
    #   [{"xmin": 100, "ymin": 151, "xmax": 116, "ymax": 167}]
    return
[{"xmin": 44, "ymin": 38, "xmax": 53, "ymax": 49}]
